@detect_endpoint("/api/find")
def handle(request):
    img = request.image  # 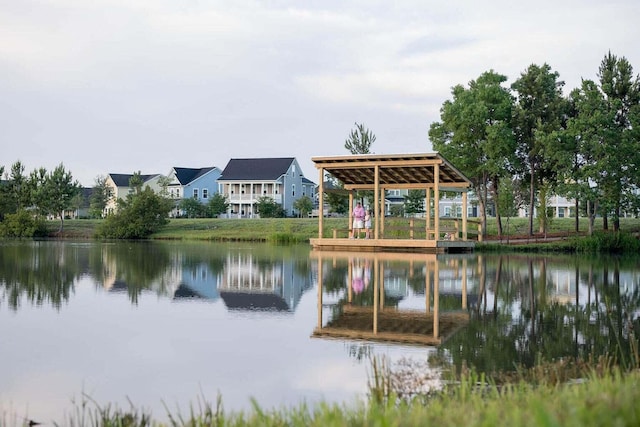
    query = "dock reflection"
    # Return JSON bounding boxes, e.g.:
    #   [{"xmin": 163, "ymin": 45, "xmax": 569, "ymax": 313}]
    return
[{"xmin": 311, "ymin": 251, "xmax": 471, "ymax": 346}]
